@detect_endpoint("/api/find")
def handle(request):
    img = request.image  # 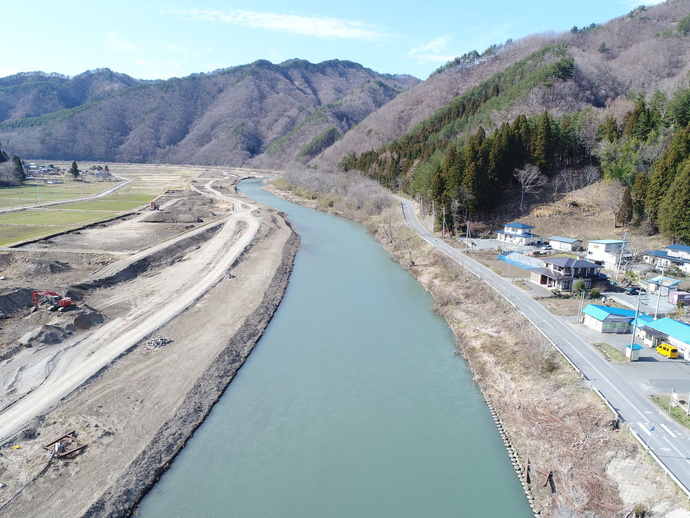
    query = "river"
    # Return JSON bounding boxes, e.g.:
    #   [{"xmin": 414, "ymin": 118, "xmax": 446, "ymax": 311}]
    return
[{"xmin": 136, "ymin": 178, "xmax": 533, "ymax": 517}]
